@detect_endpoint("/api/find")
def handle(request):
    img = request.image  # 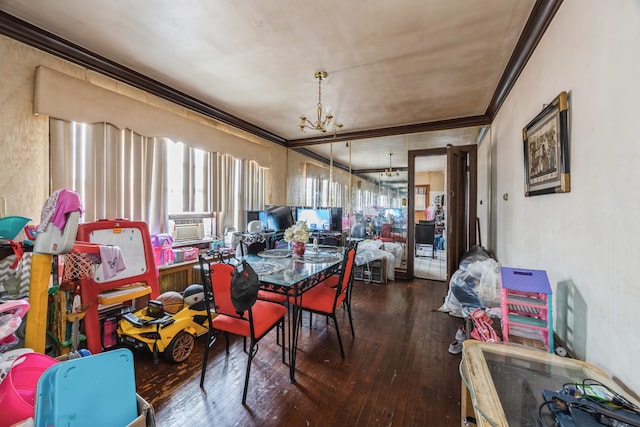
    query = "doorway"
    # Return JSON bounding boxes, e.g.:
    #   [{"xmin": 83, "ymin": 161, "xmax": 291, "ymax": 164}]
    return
[
  {"xmin": 413, "ymin": 159, "xmax": 447, "ymax": 281},
  {"xmin": 407, "ymin": 144, "xmax": 477, "ymax": 282}
]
